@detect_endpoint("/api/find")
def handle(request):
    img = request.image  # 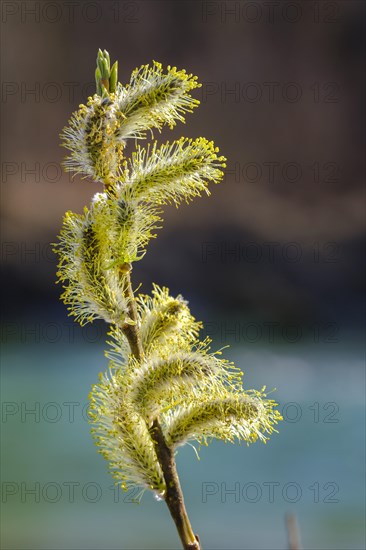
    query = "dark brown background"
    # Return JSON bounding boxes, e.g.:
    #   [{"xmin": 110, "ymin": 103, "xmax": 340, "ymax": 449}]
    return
[{"xmin": 1, "ymin": 0, "xmax": 365, "ymax": 326}]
